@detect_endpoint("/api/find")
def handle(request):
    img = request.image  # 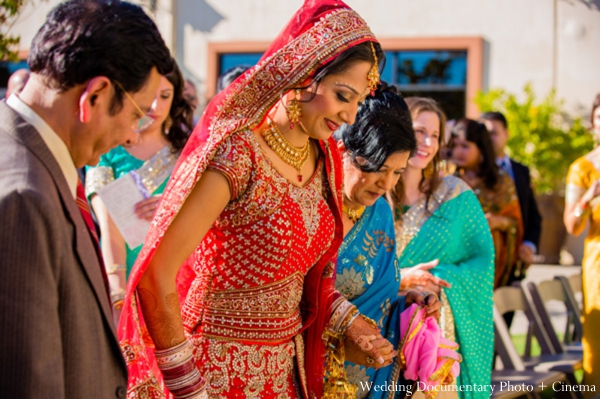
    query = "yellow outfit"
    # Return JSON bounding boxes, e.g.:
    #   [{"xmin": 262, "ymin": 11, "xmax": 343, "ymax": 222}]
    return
[{"xmin": 566, "ymin": 155, "xmax": 600, "ymax": 394}]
